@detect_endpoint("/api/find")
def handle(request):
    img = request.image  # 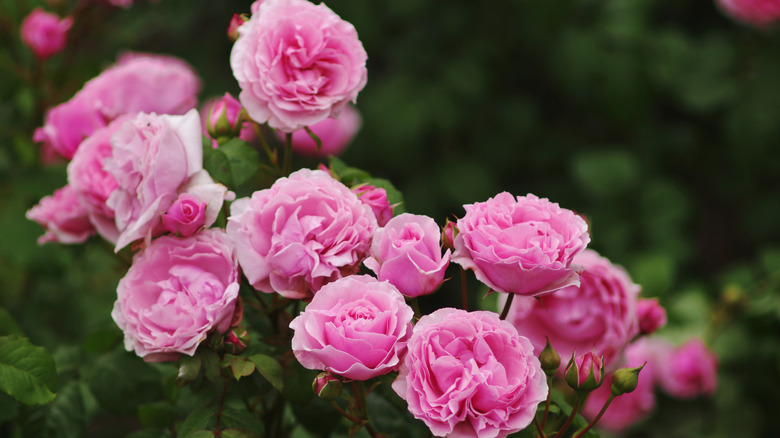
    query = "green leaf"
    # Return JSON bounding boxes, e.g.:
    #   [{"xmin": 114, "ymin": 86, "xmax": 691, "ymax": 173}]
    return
[
  {"xmin": 362, "ymin": 177, "xmax": 406, "ymax": 214},
  {"xmin": 177, "ymin": 354, "xmax": 202, "ymax": 386},
  {"xmin": 0, "ymin": 335, "xmax": 57, "ymax": 405},
  {"xmin": 82, "ymin": 327, "xmax": 122, "ymax": 354},
  {"xmin": 282, "ymin": 359, "xmax": 316, "ymax": 404},
  {"xmin": 83, "ymin": 349, "xmax": 162, "ymax": 414},
  {"xmin": 203, "ymin": 138, "xmax": 260, "ymax": 188},
  {"xmin": 178, "ymin": 406, "xmax": 216, "ymax": 437},
  {"xmin": 138, "ymin": 401, "xmax": 178, "ymax": 429},
  {"xmin": 328, "ymin": 156, "xmax": 371, "ymax": 184},
  {"xmin": 0, "ymin": 307, "xmax": 22, "ymax": 336},
  {"xmin": 223, "ymin": 355, "xmax": 255, "ymax": 381},
  {"xmin": 200, "ymin": 348, "xmax": 222, "ymax": 382},
  {"xmin": 220, "ymin": 408, "xmax": 265, "ymax": 435},
  {"xmin": 222, "ymin": 429, "xmax": 262, "ymax": 438},
  {"xmin": 184, "ymin": 432, "xmax": 215, "ymax": 438},
  {"xmin": 248, "ymin": 354, "xmax": 283, "ymax": 391}
]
